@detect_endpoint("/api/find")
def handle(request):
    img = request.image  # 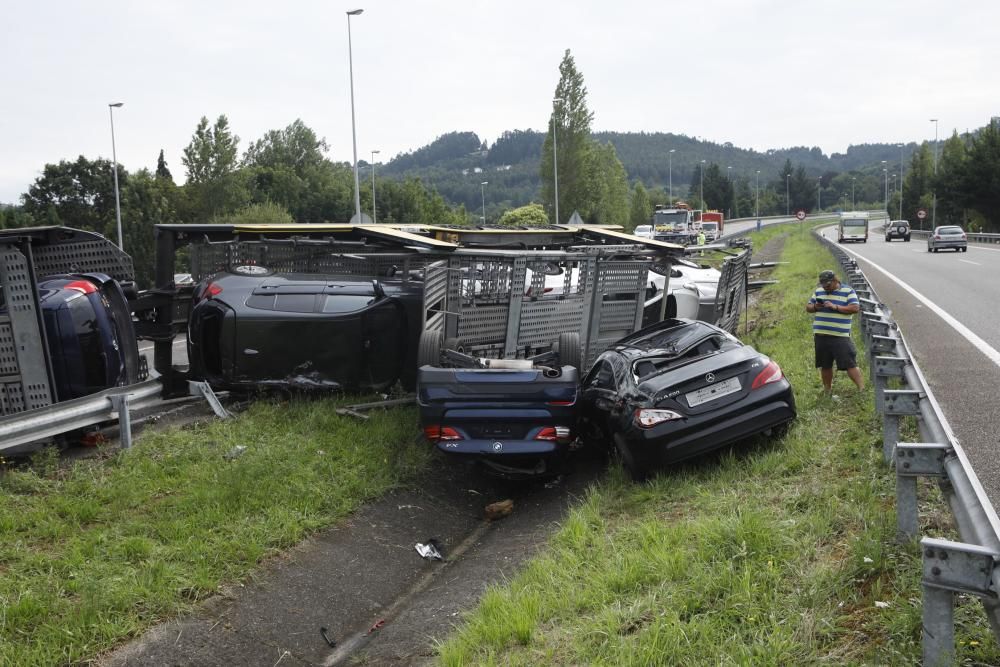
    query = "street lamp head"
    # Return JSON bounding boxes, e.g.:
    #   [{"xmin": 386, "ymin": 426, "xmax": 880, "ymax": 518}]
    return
[
  {"xmin": 109, "ymin": 102, "xmax": 123, "ymax": 108},
  {"xmin": 481, "ymin": 181, "xmax": 488, "ymax": 186},
  {"xmin": 347, "ymin": 8, "xmax": 363, "ymax": 15},
  {"xmin": 669, "ymin": 149, "xmax": 675, "ymax": 154}
]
